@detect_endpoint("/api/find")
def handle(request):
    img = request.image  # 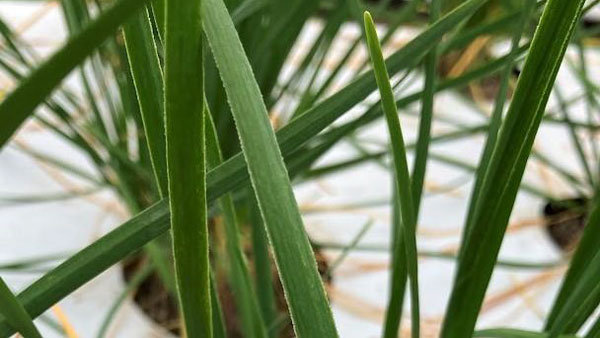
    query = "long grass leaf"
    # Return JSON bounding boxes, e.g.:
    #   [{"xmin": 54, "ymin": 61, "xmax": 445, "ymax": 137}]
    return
[
  {"xmin": 411, "ymin": 0, "xmax": 440, "ymax": 213},
  {"xmin": 585, "ymin": 315, "xmax": 600, "ymax": 338},
  {"xmin": 364, "ymin": 11, "xmax": 420, "ymax": 338},
  {"xmin": 0, "ymin": 277, "xmax": 41, "ymax": 338},
  {"xmin": 554, "ymin": 87, "xmax": 595, "ymax": 188},
  {"xmin": 441, "ymin": 0, "xmax": 586, "ymax": 336},
  {"xmin": 381, "ymin": 179, "xmax": 407, "ymax": 338},
  {"xmin": 164, "ymin": 0, "xmax": 210, "ymax": 334},
  {"xmin": 210, "ymin": 271, "xmax": 227, "ymax": 338},
  {"xmin": 249, "ymin": 191, "xmax": 278, "ymax": 338},
  {"xmin": 203, "ymin": 0, "xmax": 337, "ymax": 335},
  {"xmin": 474, "ymin": 328, "xmax": 580, "ymax": 338},
  {"xmin": 59, "ymin": 0, "xmax": 111, "ymax": 140},
  {"xmin": 123, "ymin": 7, "xmax": 167, "ymax": 195},
  {"xmin": 95, "ymin": 262, "xmax": 153, "ymax": 338},
  {"xmin": 458, "ymin": 0, "xmax": 536, "ymax": 259},
  {"xmin": 205, "ymin": 107, "xmax": 268, "ymax": 338},
  {"xmin": 381, "ymin": 2, "xmax": 442, "ymax": 334},
  {"xmin": 327, "ymin": 219, "xmax": 374, "ymax": 274},
  {"xmin": 547, "ymin": 244, "xmax": 600, "ymax": 337}
]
